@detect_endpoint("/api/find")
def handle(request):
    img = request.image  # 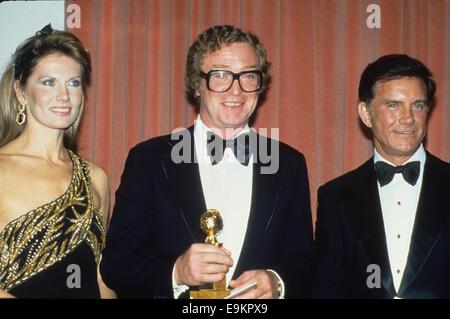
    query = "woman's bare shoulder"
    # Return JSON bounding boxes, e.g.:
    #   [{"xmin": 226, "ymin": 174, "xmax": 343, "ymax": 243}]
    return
[
  {"xmin": 84, "ymin": 159, "xmax": 110, "ymax": 226},
  {"xmin": 86, "ymin": 160, "xmax": 109, "ymax": 186}
]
